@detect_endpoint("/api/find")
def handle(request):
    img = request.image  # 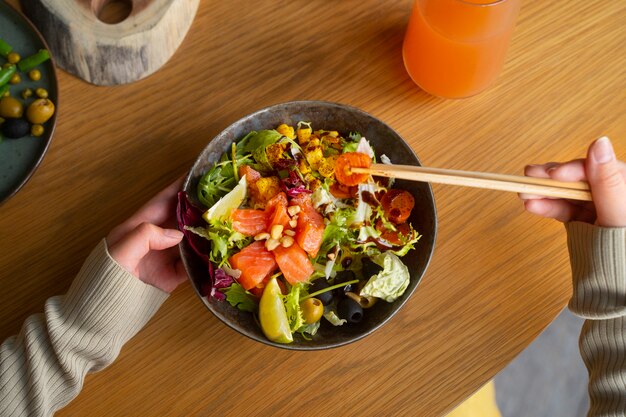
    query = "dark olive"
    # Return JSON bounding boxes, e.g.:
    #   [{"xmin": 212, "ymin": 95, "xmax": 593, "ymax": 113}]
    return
[
  {"xmin": 1, "ymin": 118, "xmax": 30, "ymax": 138},
  {"xmin": 337, "ymin": 298, "xmax": 364, "ymax": 324},
  {"xmin": 334, "ymin": 270, "xmax": 356, "ymax": 294},
  {"xmin": 362, "ymin": 258, "xmax": 383, "ymax": 279},
  {"xmin": 310, "ymin": 279, "xmax": 334, "ymax": 305},
  {"xmin": 341, "ymin": 256, "xmax": 352, "ymax": 268}
]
